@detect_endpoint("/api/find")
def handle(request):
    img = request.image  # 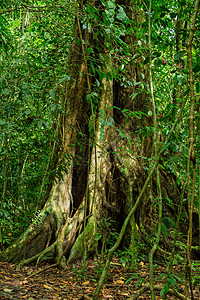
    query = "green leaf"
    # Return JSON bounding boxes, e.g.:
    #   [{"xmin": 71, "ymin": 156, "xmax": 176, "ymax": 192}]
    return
[
  {"xmin": 87, "ymin": 47, "xmax": 93, "ymax": 54},
  {"xmin": 86, "ymin": 92, "xmax": 98, "ymax": 104},
  {"xmin": 10, "ymin": 19, "xmax": 20, "ymax": 29},
  {"xmin": 58, "ymin": 75, "xmax": 70, "ymax": 84},
  {"xmin": 50, "ymin": 104, "xmax": 57, "ymax": 112},
  {"xmin": 161, "ymin": 224, "xmax": 168, "ymax": 237},
  {"xmin": 119, "ymin": 131, "xmax": 127, "ymax": 138},
  {"xmin": 2, "ymin": 88, "xmax": 10, "ymax": 95},
  {"xmin": 160, "ymin": 287, "xmax": 165, "ymax": 297},
  {"xmin": 174, "ymin": 50, "xmax": 186, "ymax": 61},
  {"xmin": 90, "ymin": 62, "xmax": 95, "ymax": 74},
  {"xmin": 160, "ymin": 12, "xmax": 166, "ymax": 18},
  {"xmin": 130, "ymin": 92, "xmax": 139, "ymax": 100},
  {"xmin": 163, "ymin": 217, "xmax": 170, "ymax": 229},
  {"xmin": 93, "ymin": 30, "xmax": 100, "ymax": 39},
  {"xmin": 116, "ymin": 6, "xmax": 128, "ymax": 21},
  {"xmin": 164, "ymin": 281, "xmax": 170, "ymax": 294},
  {"xmin": 108, "ymin": 0, "xmax": 116, "ymax": 10},
  {"xmin": 161, "ymin": 143, "xmax": 170, "ymax": 152},
  {"xmin": 177, "ymin": 74, "xmax": 182, "ymax": 85},
  {"xmin": 157, "ymin": 273, "xmax": 167, "ymax": 280},
  {"xmin": 37, "ymin": 120, "xmax": 43, "ymax": 129},
  {"xmin": 25, "ymin": 109, "xmax": 31, "ymax": 115},
  {"xmin": 154, "ymin": 58, "xmax": 162, "ymax": 66},
  {"xmin": 49, "ymin": 89, "xmax": 55, "ymax": 99}
]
